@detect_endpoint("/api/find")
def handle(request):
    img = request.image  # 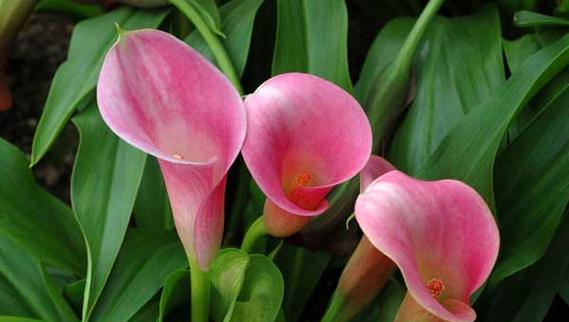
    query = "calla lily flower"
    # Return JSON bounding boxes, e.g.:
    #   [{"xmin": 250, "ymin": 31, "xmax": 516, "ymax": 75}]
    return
[
  {"xmin": 355, "ymin": 171, "xmax": 500, "ymax": 322},
  {"xmin": 242, "ymin": 73, "xmax": 372, "ymax": 237},
  {"xmin": 322, "ymin": 155, "xmax": 397, "ymax": 322},
  {"xmin": 97, "ymin": 29, "xmax": 246, "ymax": 270}
]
